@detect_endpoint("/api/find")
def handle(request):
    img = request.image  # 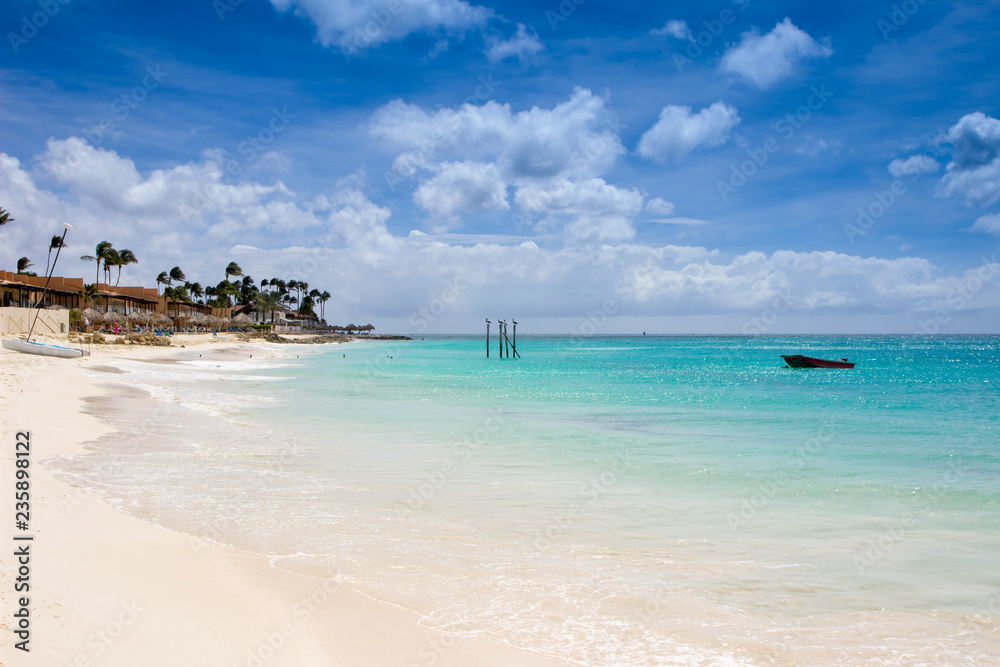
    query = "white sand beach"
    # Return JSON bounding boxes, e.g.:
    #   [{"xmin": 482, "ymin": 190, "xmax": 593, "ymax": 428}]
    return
[{"xmin": 0, "ymin": 334, "xmax": 570, "ymax": 667}]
